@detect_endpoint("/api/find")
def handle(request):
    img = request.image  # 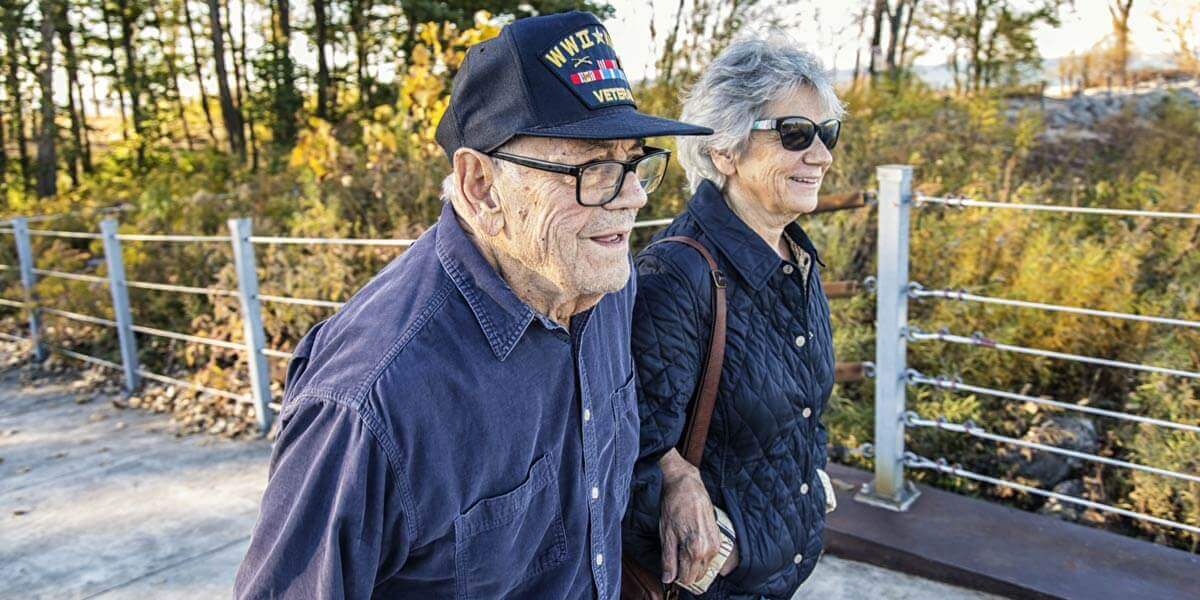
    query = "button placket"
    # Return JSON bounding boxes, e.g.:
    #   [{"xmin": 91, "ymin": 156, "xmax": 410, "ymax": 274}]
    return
[{"xmin": 575, "ymin": 341, "xmax": 607, "ymax": 595}]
